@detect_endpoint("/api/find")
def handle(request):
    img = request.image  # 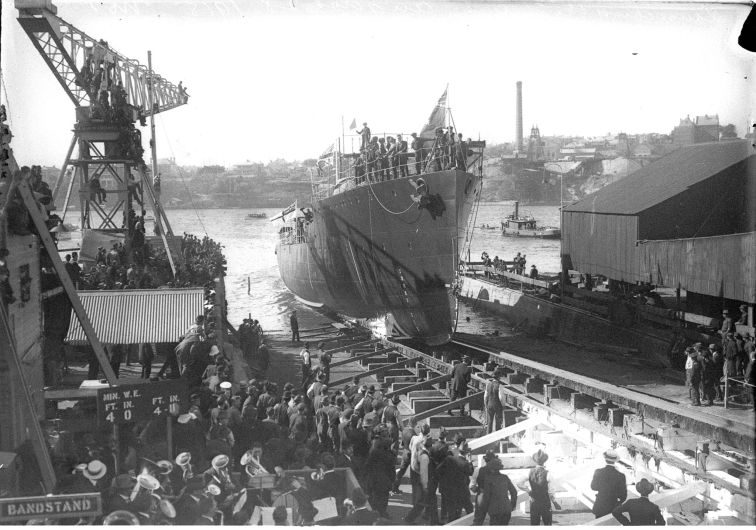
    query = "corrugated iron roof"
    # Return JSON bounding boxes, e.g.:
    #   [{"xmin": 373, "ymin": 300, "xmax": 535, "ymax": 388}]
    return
[
  {"xmin": 66, "ymin": 288, "xmax": 204, "ymax": 345},
  {"xmin": 564, "ymin": 140, "xmax": 754, "ymax": 215}
]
